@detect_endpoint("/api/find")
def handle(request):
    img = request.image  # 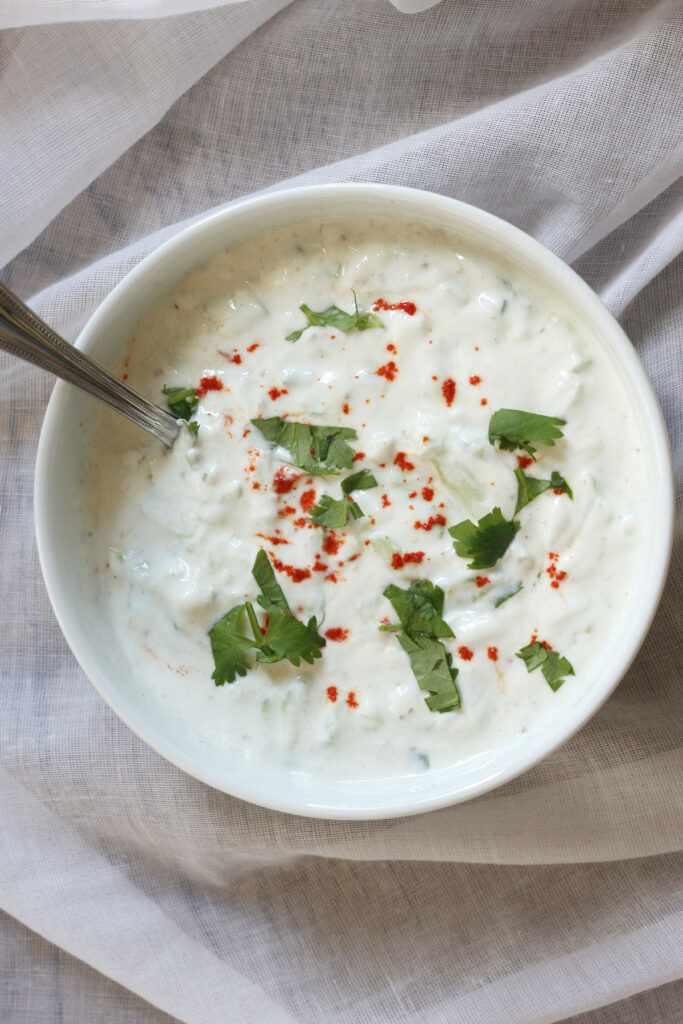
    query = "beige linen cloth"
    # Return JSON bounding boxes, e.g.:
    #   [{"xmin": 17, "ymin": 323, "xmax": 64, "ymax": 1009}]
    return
[{"xmin": 1, "ymin": 1, "xmax": 682, "ymax": 1021}]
